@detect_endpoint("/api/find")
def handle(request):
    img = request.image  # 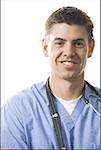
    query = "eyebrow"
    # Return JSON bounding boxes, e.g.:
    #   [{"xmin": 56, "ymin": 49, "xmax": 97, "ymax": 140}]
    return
[
  {"xmin": 73, "ymin": 38, "xmax": 85, "ymax": 42},
  {"xmin": 54, "ymin": 37, "xmax": 85, "ymax": 42},
  {"xmin": 54, "ymin": 37, "xmax": 67, "ymax": 42}
]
